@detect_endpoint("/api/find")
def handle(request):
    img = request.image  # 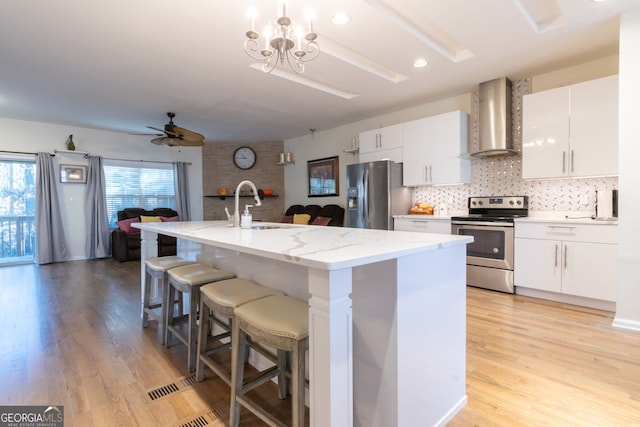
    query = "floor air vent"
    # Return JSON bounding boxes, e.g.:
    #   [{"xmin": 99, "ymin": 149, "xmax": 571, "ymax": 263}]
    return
[
  {"xmin": 177, "ymin": 415, "xmax": 209, "ymax": 427},
  {"xmin": 145, "ymin": 374, "xmax": 197, "ymax": 402},
  {"xmin": 175, "ymin": 405, "xmax": 229, "ymax": 427}
]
